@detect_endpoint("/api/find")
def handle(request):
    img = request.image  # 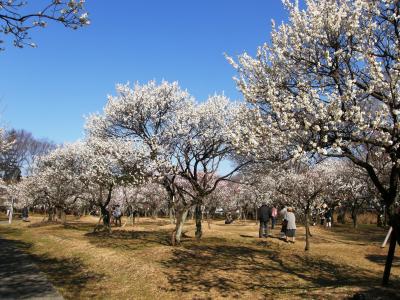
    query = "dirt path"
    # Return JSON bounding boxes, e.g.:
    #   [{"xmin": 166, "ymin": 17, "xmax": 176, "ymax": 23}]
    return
[{"xmin": 0, "ymin": 235, "xmax": 64, "ymax": 300}]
